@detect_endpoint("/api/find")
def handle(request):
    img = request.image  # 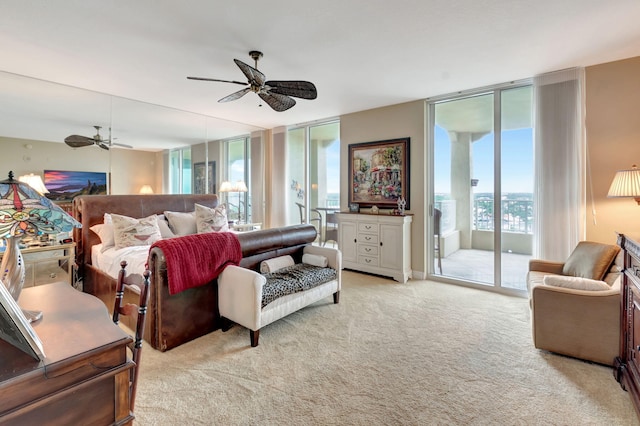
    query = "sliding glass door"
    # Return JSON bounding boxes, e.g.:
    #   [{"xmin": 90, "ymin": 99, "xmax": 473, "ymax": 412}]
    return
[{"xmin": 430, "ymin": 84, "xmax": 532, "ymax": 293}]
